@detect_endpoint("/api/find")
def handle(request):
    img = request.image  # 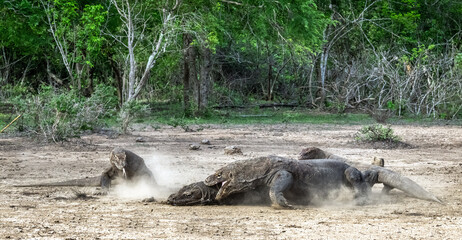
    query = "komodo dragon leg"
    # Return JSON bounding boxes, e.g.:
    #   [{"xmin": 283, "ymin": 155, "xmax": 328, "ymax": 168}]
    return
[
  {"xmin": 100, "ymin": 166, "xmax": 118, "ymax": 189},
  {"xmin": 269, "ymin": 170, "xmax": 294, "ymax": 209},
  {"xmin": 344, "ymin": 167, "xmax": 370, "ymax": 205}
]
